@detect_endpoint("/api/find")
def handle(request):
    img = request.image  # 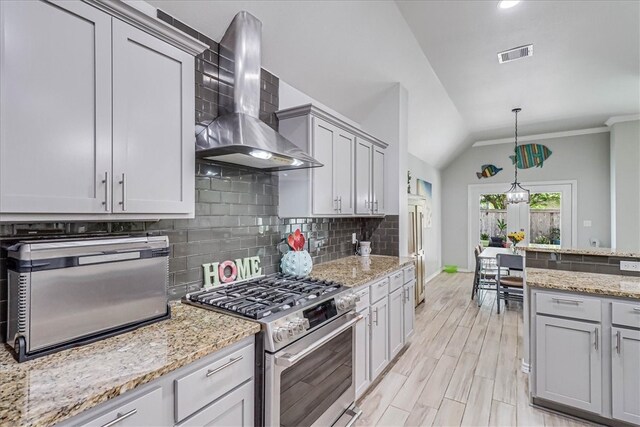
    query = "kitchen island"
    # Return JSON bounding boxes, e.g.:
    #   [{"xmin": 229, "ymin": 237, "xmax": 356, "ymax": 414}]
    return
[
  {"xmin": 525, "ymin": 264, "xmax": 640, "ymax": 425},
  {"xmin": 0, "ymin": 303, "xmax": 260, "ymax": 427}
]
